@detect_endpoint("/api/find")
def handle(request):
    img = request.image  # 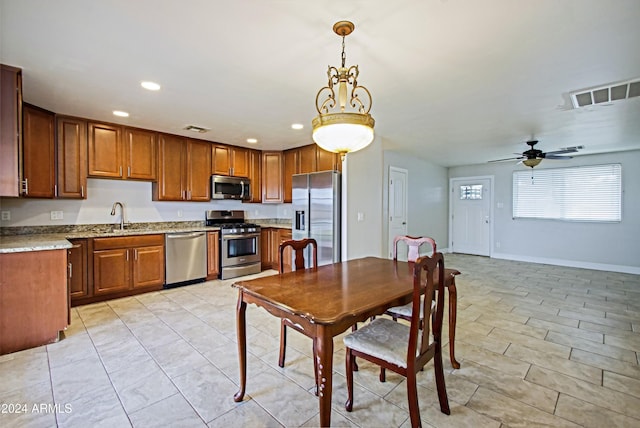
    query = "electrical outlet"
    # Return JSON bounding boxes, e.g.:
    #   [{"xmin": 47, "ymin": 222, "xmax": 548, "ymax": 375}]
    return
[
  {"xmin": 177, "ymin": 209, "xmax": 183, "ymax": 218},
  {"xmin": 50, "ymin": 210, "xmax": 64, "ymax": 220},
  {"xmin": 1, "ymin": 211, "xmax": 10, "ymax": 221},
  {"xmin": 357, "ymin": 212, "xmax": 364, "ymax": 222}
]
